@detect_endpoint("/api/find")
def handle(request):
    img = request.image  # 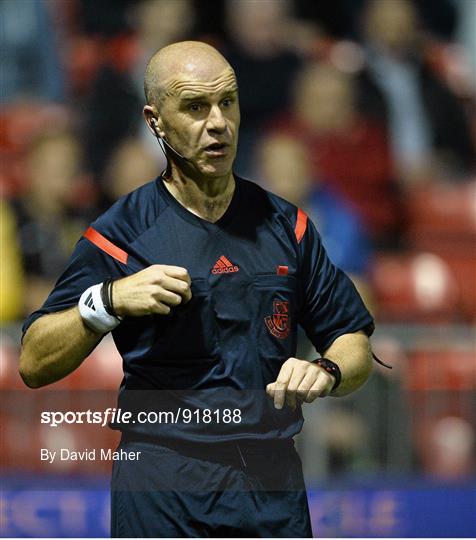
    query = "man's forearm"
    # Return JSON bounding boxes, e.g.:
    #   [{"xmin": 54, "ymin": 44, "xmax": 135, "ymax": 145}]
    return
[
  {"xmin": 322, "ymin": 331, "xmax": 372, "ymax": 397},
  {"xmin": 19, "ymin": 307, "xmax": 103, "ymax": 388},
  {"xmin": 19, "ymin": 264, "xmax": 193, "ymax": 389}
]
